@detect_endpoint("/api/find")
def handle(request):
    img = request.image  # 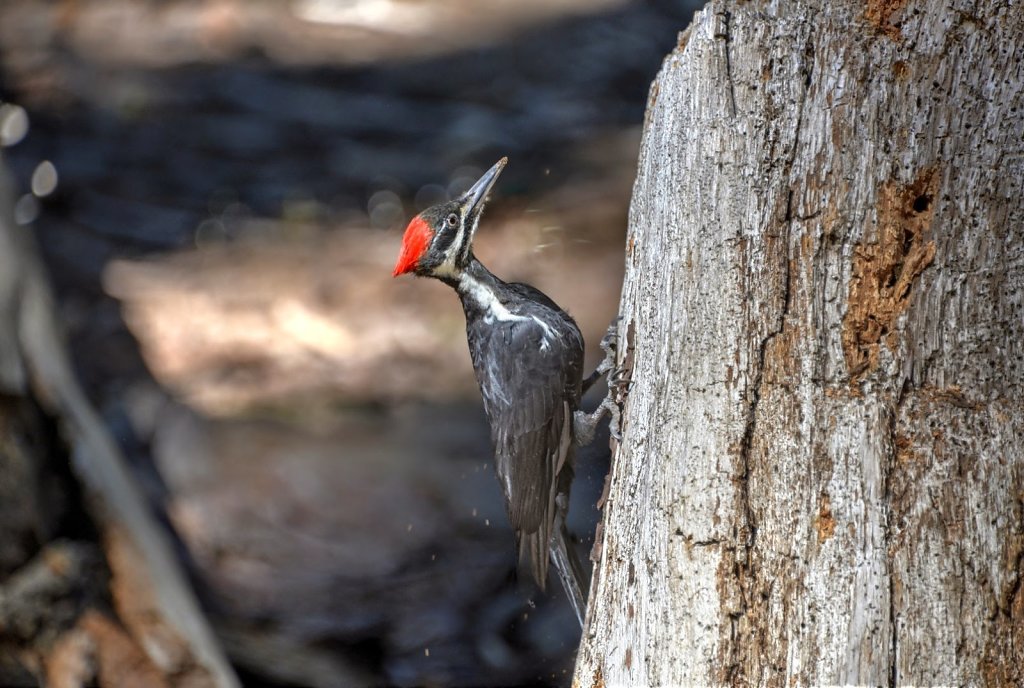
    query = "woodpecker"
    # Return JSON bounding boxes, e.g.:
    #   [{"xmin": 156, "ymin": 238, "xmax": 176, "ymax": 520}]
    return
[{"xmin": 392, "ymin": 157, "xmax": 617, "ymax": 627}]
